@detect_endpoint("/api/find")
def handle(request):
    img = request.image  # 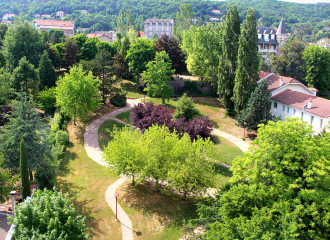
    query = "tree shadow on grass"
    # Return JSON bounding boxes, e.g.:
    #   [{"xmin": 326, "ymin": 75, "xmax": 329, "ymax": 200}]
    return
[
  {"xmin": 119, "ymin": 183, "xmax": 206, "ymax": 228},
  {"xmin": 121, "ymin": 81, "xmax": 144, "ymax": 96},
  {"xmin": 213, "ymin": 163, "xmax": 232, "ymax": 178}
]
